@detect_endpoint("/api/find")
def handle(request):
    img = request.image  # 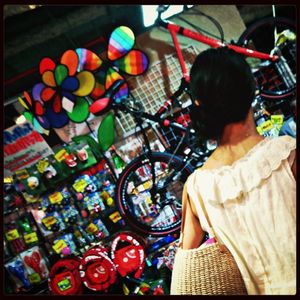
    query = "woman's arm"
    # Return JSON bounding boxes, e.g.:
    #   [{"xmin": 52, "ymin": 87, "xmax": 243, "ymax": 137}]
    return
[{"xmin": 181, "ymin": 183, "xmax": 205, "ymax": 250}]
